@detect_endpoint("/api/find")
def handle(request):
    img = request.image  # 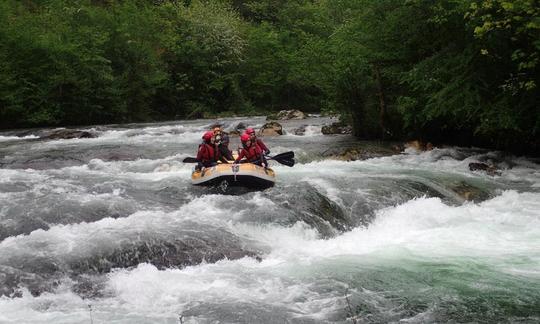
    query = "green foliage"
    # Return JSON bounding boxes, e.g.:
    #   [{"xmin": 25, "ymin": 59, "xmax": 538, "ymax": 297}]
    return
[
  {"xmin": 329, "ymin": 0, "xmax": 539, "ymax": 152},
  {"xmin": 0, "ymin": 0, "xmax": 538, "ymax": 154},
  {"xmin": 161, "ymin": 0, "xmax": 246, "ymax": 115}
]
